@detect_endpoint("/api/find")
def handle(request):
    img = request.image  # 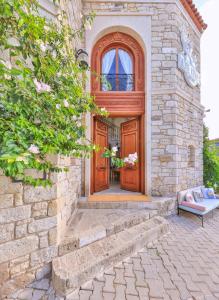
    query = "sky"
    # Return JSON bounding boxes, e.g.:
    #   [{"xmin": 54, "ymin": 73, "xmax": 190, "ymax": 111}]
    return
[{"xmin": 193, "ymin": 0, "xmax": 219, "ymax": 139}]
